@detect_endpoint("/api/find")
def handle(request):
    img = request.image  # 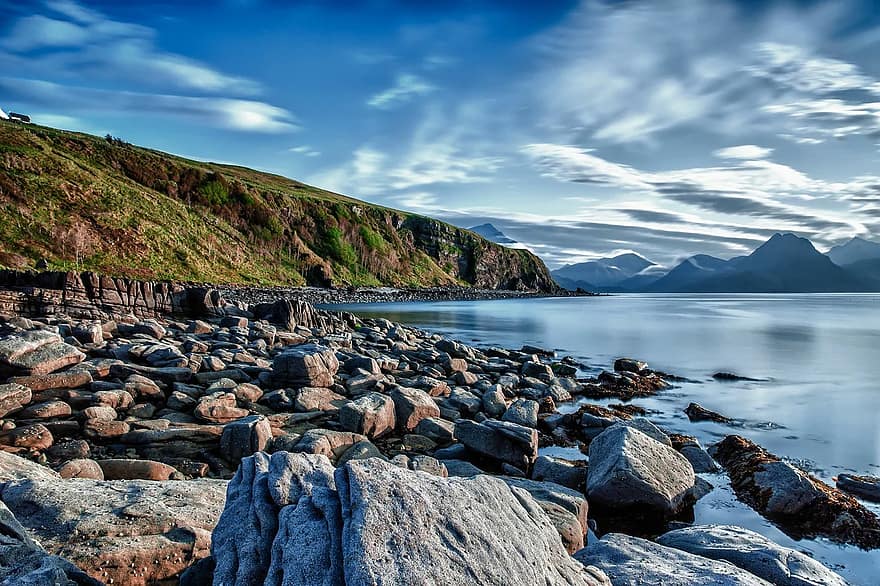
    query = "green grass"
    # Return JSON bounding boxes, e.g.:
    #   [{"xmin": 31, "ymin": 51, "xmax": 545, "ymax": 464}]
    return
[{"xmin": 0, "ymin": 121, "xmax": 554, "ymax": 289}]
